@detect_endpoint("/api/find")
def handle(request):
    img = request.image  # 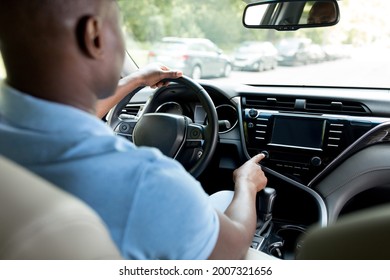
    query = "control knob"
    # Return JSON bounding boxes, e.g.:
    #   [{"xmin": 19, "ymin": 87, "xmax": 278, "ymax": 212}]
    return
[
  {"xmin": 311, "ymin": 156, "xmax": 322, "ymax": 167},
  {"xmin": 260, "ymin": 150, "xmax": 269, "ymax": 159},
  {"xmin": 249, "ymin": 109, "xmax": 258, "ymax": 118}
]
